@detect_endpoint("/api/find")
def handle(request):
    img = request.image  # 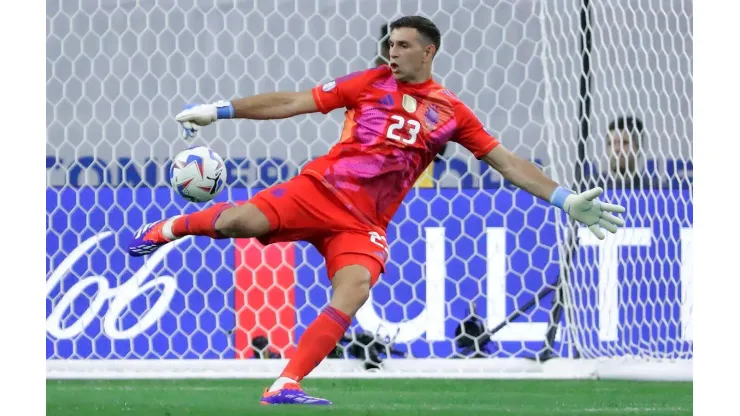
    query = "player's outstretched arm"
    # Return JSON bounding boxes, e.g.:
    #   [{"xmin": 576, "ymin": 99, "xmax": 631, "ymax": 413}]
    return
[
  {"xmin": 174, "ymin": 90, "xmax": 319, "ymax": 138},
  {"xmin": 482, "ymin": 145, "xmax": 626, "ymax": 240}
]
